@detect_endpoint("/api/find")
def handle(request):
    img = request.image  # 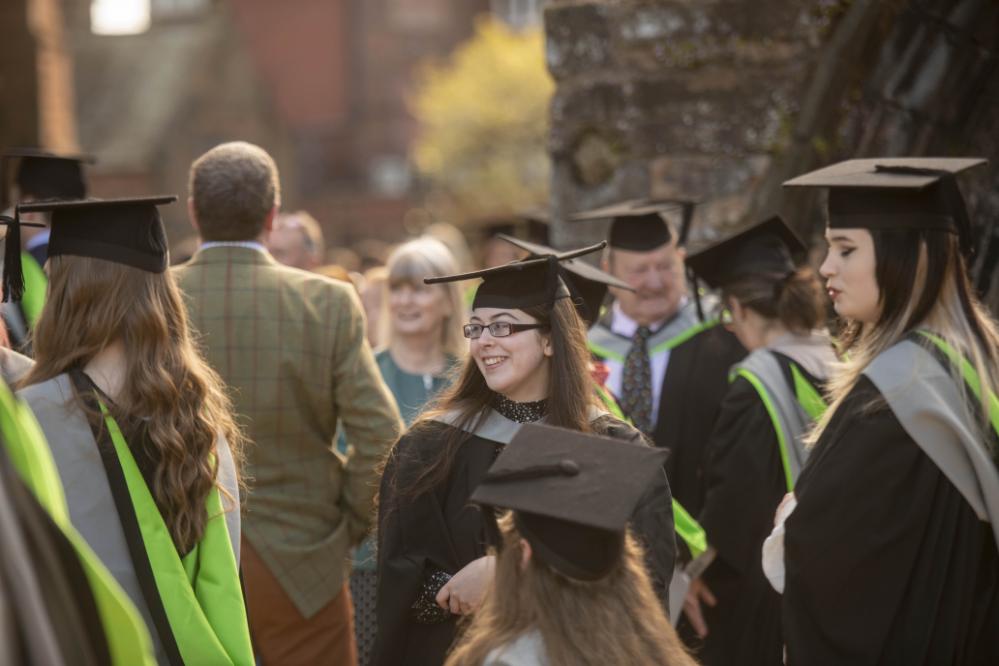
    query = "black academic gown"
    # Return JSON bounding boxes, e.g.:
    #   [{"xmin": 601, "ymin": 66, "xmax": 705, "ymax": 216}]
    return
[
  {"xmin": 373, "ymin": 413, "xmax": 676, "ymax": 666},
  {"xmin": 784, "ymin": 376, "xmax": 999, "ymax": 665},
  {"xmin": 655, "ymin": 324, "xmax": 745, "ymax": 519},
  {"xmin": 679, "ymin": 358, "xmax": 824, "ymax": 665},
  {"xmin": 0, "ymin": 446, "xmax": 111, "ymax": 665}
]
